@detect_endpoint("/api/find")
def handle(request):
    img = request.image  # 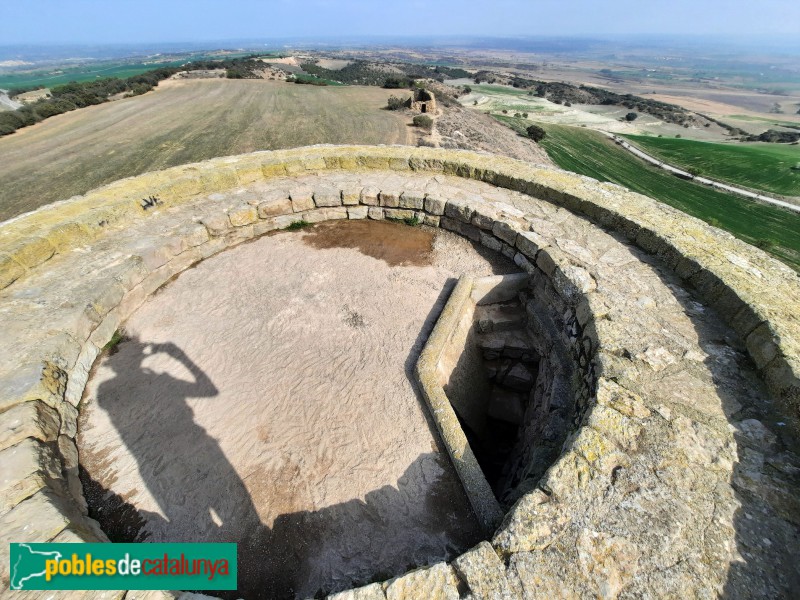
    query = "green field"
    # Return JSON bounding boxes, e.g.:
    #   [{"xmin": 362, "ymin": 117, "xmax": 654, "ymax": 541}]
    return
[
  {"xmin": 0, "ymin": 79, "xmax": 412, "ymax": 221},
  {"xmin": 624, "ymin": 134, "xmax": 800, "ymax": 196},
  {"xmin": 496, "ymin": 116, "xmax": 800, "ymax": 270},
  {"xmin": 0, "ymin": 52, "xmax": 262, "ymax": 90}
]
